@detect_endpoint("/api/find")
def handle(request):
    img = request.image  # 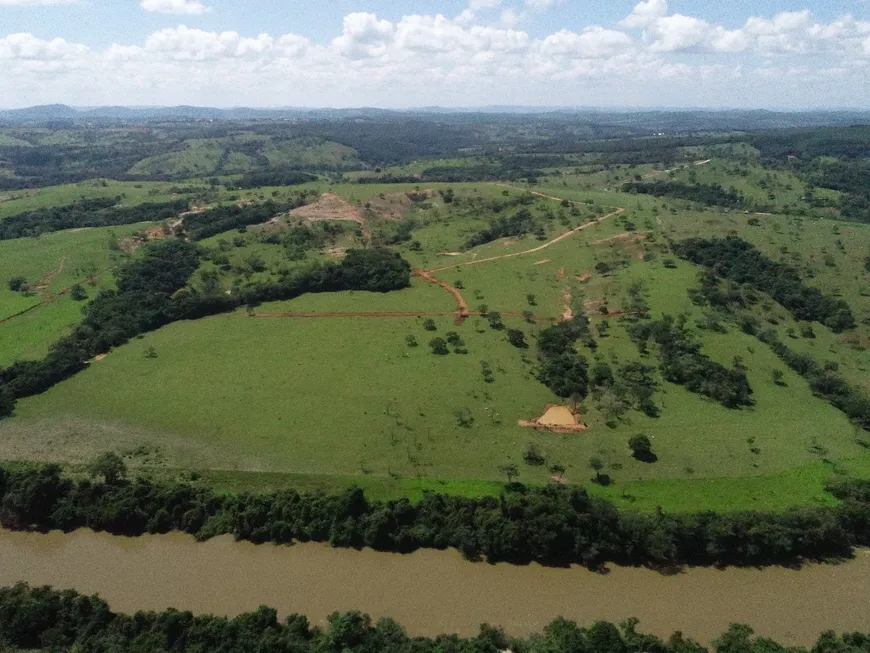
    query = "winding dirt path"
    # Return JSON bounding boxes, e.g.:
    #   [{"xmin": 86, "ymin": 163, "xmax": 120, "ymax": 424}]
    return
[
  {"xmin": 426, "ymin": 206, "xmax": 625, "ymax": 274},
  {"xmin": 414, "ymin": 270, "xmax": 470, "ymax": 324}
]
